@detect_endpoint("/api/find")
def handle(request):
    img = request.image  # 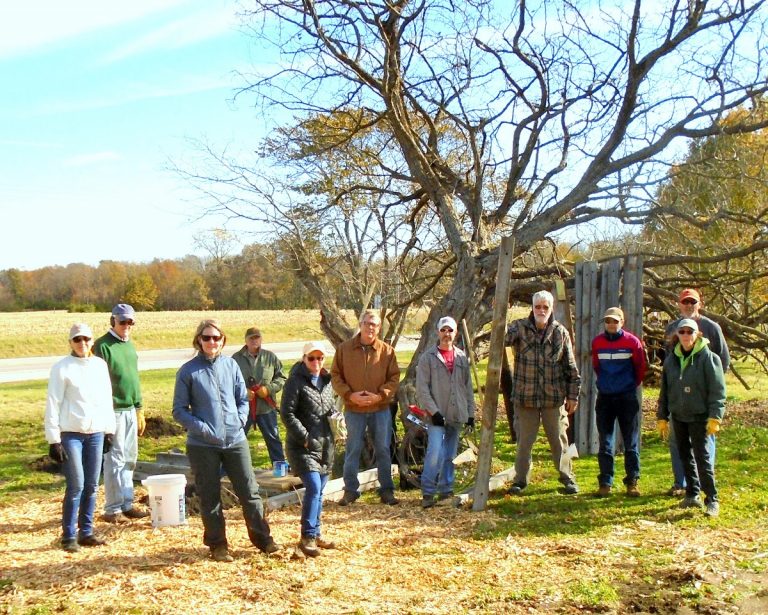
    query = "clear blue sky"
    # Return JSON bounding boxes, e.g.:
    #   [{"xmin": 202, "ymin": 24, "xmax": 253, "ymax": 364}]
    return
[{"xmin": 1, "ymin": 0, "xmax": 266, "ymax": 271}]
